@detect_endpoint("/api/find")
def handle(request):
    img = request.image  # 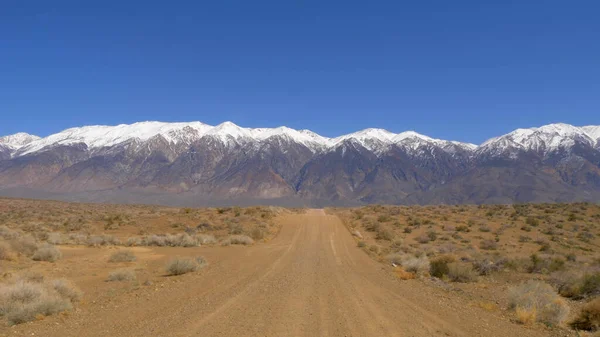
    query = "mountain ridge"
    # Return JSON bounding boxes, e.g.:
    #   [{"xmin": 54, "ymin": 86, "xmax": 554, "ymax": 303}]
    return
[{"xmin": 1, "ymin": 121, "xmax": 599, "ymax": 206}]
